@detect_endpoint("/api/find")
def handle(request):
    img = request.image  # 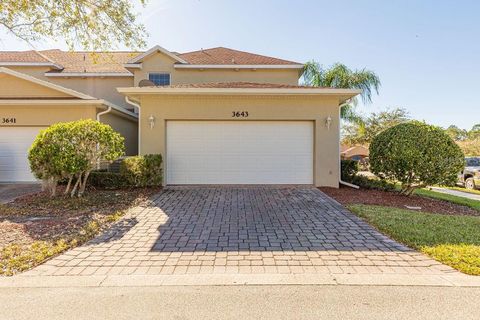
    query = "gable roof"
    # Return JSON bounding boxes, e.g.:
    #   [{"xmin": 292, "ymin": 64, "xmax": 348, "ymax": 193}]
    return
[
  {"xmin": 0, "ymin": 46, "xmax": 303, "ymax": 75},
  {"xmin": 178, "ymin": 47, "xmax": 302, "ymax": 66},
  {"xmin": 0, "ymin": 67, "xmax": 97, "ymax": 99},
  {"xmin": 127, "ymin": 45, "xmax": 188, "ymax": 64}
]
